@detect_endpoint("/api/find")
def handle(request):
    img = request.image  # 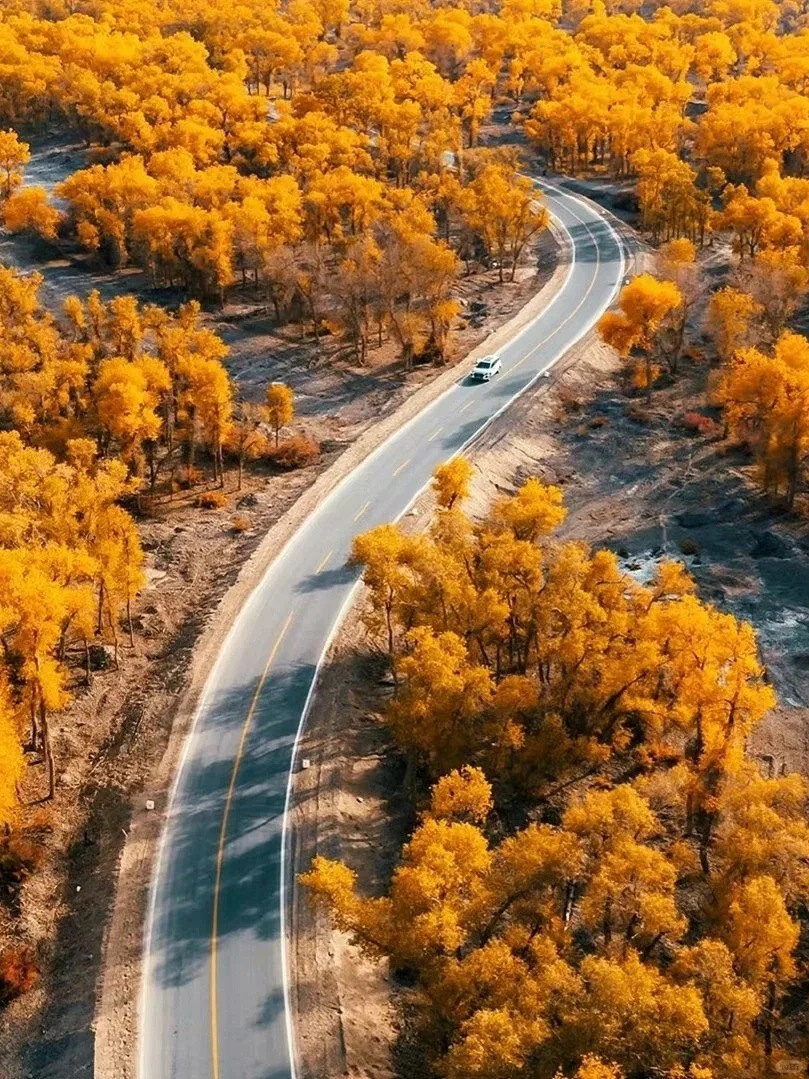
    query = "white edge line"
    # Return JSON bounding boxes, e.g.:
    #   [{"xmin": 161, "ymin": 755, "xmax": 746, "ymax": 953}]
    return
[
  {"xmin": 278, "ymin": 187, "xmax": 626, "ymax": 1078},
  {"xmin": 138, "ymin": 181, "xmax": 578, "ymax": 1078},
  {"xmin": 138, "ymin": 181, "xmax": 626, "ymax": 1079},
  {"xmin": 279, "ymin": 578, "xmax": 361, "ymax": 1079}
]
